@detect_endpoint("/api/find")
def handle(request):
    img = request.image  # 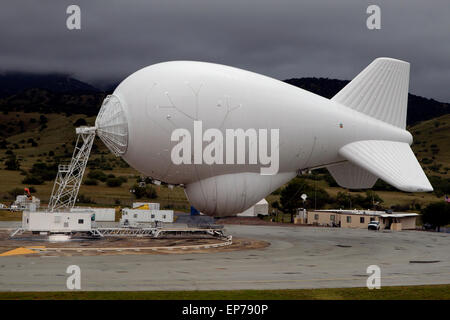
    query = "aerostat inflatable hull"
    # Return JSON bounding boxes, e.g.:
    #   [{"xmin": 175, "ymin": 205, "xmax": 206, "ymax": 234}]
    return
[{"xmin": 95, "ymin": 59, "xmax": 432, "ymax": 216}]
